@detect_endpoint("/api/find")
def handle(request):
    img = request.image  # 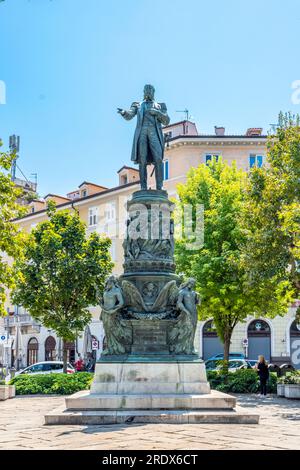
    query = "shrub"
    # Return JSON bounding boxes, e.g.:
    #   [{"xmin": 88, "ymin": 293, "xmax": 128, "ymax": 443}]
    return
[
  {"xmin": 277, "ymin": 371, "xmax": 300, "ymax": 385},
  {"xmin": 207, "ymin": 369, "xmax": 277, "ymax": 393},
  {"xmin": 9, "ymin": 372, "xmax": 93, "ymax": 395},
  {"xmin": 0, "ymin": 379, "xmax": 5, "ymax": 385}
]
